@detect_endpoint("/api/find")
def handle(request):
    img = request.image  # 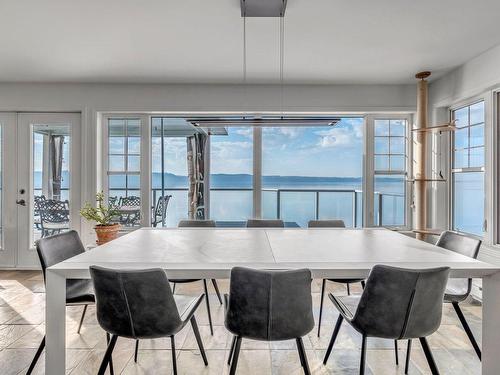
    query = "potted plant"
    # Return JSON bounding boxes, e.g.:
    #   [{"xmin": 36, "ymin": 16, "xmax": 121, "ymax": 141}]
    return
[{"xmin": 80, "ymin": 192, "xmax": 120, "ymax": 245}]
